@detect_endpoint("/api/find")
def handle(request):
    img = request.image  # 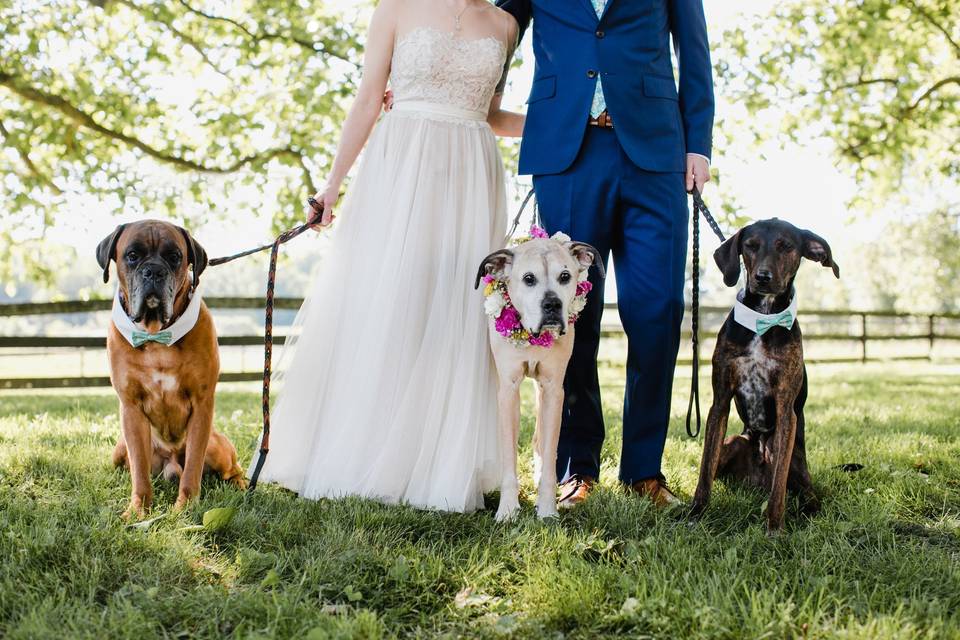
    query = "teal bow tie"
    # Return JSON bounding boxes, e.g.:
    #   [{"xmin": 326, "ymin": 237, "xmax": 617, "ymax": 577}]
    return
[
  {"xmin": 756, "ymin": 310, "xmax": 794, "ymax": 336},
  {"xmin": 132, "ymin": 330, "xmax": 173, "ymax": 347}
]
